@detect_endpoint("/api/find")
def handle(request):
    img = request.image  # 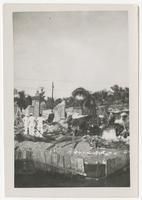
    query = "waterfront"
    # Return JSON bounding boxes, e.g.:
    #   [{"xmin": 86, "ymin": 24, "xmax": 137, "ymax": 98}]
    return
[{"xmin": 15, "ymin": 168, "xmax": 130, "ymax": 187}]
